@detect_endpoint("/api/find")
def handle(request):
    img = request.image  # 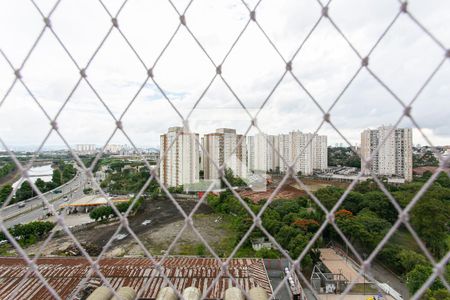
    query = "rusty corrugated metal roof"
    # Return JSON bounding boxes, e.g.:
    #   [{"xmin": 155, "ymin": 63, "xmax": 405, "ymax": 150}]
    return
[{"xmin": 0, "ymin": 257, "xmax": 273, "ymax": 299}]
